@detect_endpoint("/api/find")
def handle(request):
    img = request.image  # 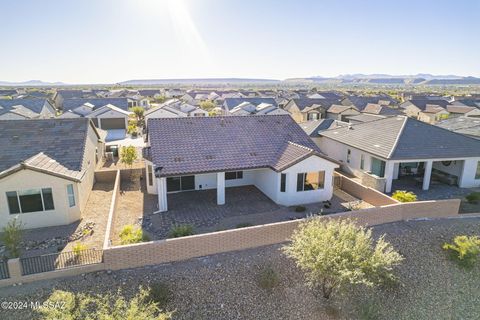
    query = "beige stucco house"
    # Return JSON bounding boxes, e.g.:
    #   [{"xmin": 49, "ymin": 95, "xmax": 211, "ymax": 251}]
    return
[{"xmin": 0, "ymin": 119, "xmax": 104, "ymax": 229}]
